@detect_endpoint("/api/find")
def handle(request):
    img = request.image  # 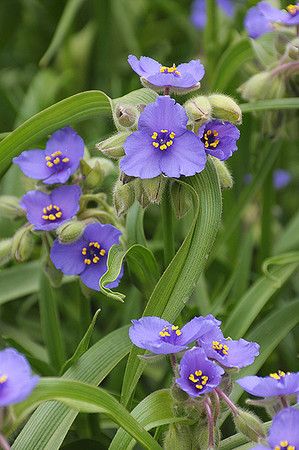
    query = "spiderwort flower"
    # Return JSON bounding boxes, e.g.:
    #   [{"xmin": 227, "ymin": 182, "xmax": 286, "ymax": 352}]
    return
[
  {"xmin": 50, "ymin": 222, "xmax": 122, "ymax": 291},
  {"xmin": 273, "ymin": 169, "xmax": 292, "ymax": 190},
  {"xmin": 20, "ymin": 185, "xmax": 81, "ymax": 231},
  {"xmin": 128, "ymin": 55, "xmax": 204, "ymax": 92},
  {"xmin": 198, "ymin": 120, "xmax": 240, "ymax": 161},
  {"xmin": 251, "ymin": 408, "xmax": 299, "ymax": 450},
  {"xmin": 191, "ymin": 0, "xmax": 235, "ymax": 29},
  {"xmin": 0, "ymin": 348, "xmax": 39, "ymax": 406},
  {"xmin": 129, "ymin": 316, "xmax": 218, "ymax": 355},
  {"xmin": 237, "ymin": 370, "xmax": 299, "ymax": 397},
  {"xmin": 13, "ymin": 127, "xmax": 84, "ymax": 185},
  {"xmin": 176, "ymin": 347, "xmax": 224, "ymax": 397},
  {"xmin": 120, "ymin": 96, "xmax": 207, "ymax": 179}
]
